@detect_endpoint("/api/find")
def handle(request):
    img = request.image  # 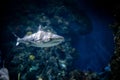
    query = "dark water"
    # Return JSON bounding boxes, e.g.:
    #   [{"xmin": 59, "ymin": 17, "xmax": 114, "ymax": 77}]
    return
[
  {"xmin": 74, "ymin": 15, "xmax": 114, "ymax": 72},
  {"xmin": 72, "ymin": 1, "xmax": 114, "ymax": 72}
]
